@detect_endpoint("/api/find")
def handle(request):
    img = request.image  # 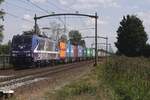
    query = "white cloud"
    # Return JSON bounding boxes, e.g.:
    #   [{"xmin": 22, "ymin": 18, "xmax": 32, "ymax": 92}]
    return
[
  {"xmin": 59, "ymin": 0, "xmax": 75, "ymax": 5},
  {"xmin": 137, "ymin": 11, "xmax": 150, "ymax": 43},
  {"xmin": 137, "ymin": 12, "xmax": 150, "ymax": 33},
  {"xmin": 30, "ymin": 0, "xmax": 47, "ymax": 3},
  {"xmin": 22, "ymin": 24, "xmax": 30, "ymax": 30},
  {"xmin": 22, "ymin": 14, "xmax": 33, "ymax": 30},
  {"xmin": 128, "ymin": 5, "xmax": 139, "ymax": 10},
  {"xmin": 59, "ymin": 0, "xmax": 120, "ymax": 9},
  {"xmin": 23, "ymin": 14, "xmax": 32, "ymax": 21},
  {"xmin": 59, "ymin": 0, "xmax": 68, "ymax": 5}
]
